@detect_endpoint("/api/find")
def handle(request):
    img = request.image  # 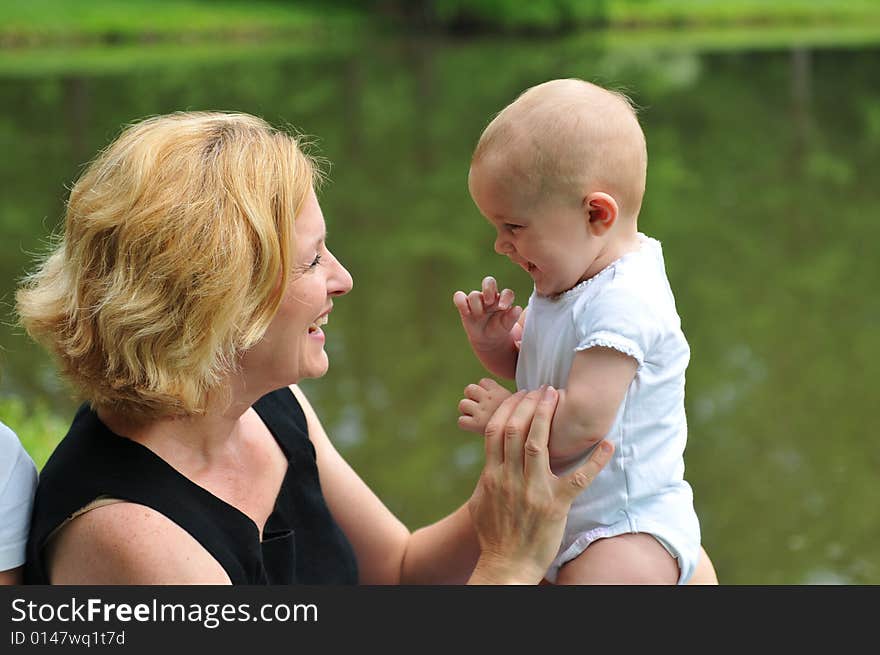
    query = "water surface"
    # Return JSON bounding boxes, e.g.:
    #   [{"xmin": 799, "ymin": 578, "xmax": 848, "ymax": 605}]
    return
[{"xmin": 1, "ymin": 33, "xmax": 878, "ymax": 584}]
